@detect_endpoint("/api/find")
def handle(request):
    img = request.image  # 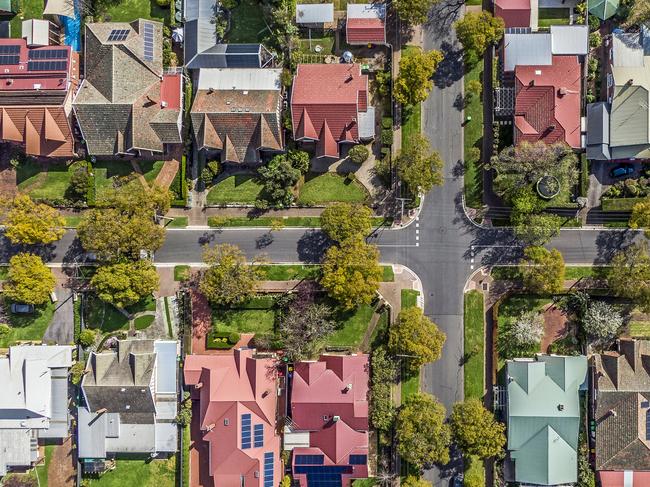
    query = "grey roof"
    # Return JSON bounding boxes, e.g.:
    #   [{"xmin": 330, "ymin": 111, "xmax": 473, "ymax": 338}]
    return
[
  {"xmin": 347, "ymin": 3, "xmax": 385, "ymax": 19},
  {"xmin": 296, "ymin": 3, "xmax": 334, "ymax": 23},
  {"xmin": 503, "ymin": 33, "xmax": 552, "ymax": 72},
  {"xmin": 586, "ymin": 102, "xmax": 611, "ymax": 160},
  {"xmin": 39, "ymin": 367, "xmax": 70, "ymax": 439},
  {"xmin": 0, "ymin": 429, "xmax": 33, "ymax": 476},
  {"xmin": 550, "ymin": 25, "xmax": 588, "ymax": 56},
  {"xmin": 154, "ymin": 341, "xmax": 178, "ymax": 394},
  {"xmin": 155, "ymin": 422, "xmax": 178, "ymax": 452},
  {"xmin": 77, "ymin": 407, "xmax": 108, "ymax": 458},
  {"xmin": 612, "ymin": 31, "xmax": 645, "ymax": 67},
  {"xmin": 610, "ymin": 84, "xmax": 649, "ymax": 148},
  {"xmin": 186, "ymin": 40, "xmax": 266, "ymax": 69},
  {"xmin": 196, "ymin": 68, "xmax": 282, "ymax": 91},
  {"xmin": 358, "ymin": 106, "xmax": 375, "ymax": 140}
]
